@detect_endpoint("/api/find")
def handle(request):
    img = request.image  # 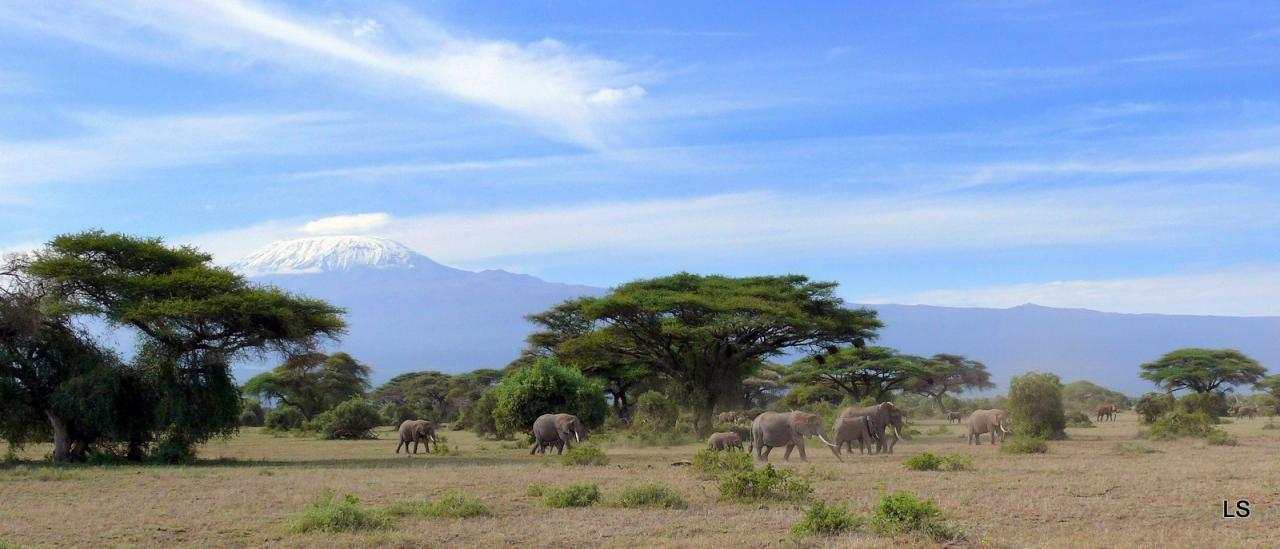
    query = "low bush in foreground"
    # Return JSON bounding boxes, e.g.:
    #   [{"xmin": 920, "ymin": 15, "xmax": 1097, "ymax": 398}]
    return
[
  {"xmin": 1144, "ymin": 411, "xmax": 1235, "ymax": 445},
  {"xmin": 386, "ymin": 490, "xmax": 491, "ymax": 518},
  {"xmin": 1112, "ymin": 442, "xmax": 1161, "ymax": 455},
  {"xmin": 1065, "ymin": 411, "xmax": 1095, "ymax": 428},
  {"xmin": 791, "ymin": 500, "xmax": 863, "ymax": 538},
  {"xmin": 561, "ymin": 444, "xmax": 609, "ymax": 466},
  {"xmin": 692, "ymin": 448, "xmax": 754, "ymax": 479},
  {"xmin": 871, "ymin": 491, "xmax": 964, "ymax": 542},
  {"xmin": 606, "ymin": 483, "xmax": 687, "ymax": 509},
  {"xmin": 265, "ymin": 406, "xmax": 306, "ymax": 431},
  {"xmin": 0, "ymin": 538, "xmax": 17, "ymax": 549},
  {"xmin": 1000, "ymin": 435, "xmax": 1048, "ymax": 454},
  {"xmin": 542, "ymin": 483, "xmax": 602, "ymax": 508},
  {"xmin": 290, "ymin": 491, "xmax": 390, "ymax": 533},
  {"xmin": 718, "ymin": 463, "xmax": 812, "ymax": 503},
  {"xmin": 903, "ymin": 452, "xmax": 974, "ymax": 472},
  {"xmin": 525, "ymin": 484, "xmax": 545, "ymax": 497},
  {"xmin": 312, "ymin": 400, "xmax": 383, "ymax": 440}
]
